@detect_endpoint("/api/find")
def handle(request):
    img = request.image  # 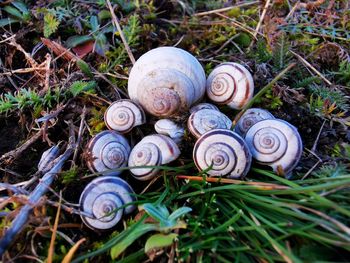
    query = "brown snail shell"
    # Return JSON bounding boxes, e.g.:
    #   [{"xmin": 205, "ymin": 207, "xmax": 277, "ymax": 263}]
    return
[
  {"xmin": 193, "ymin": 129, "xmax": 252, "ymax": 178},
  {"xmin": 85, "ymin": 131, "xmax": 131, "ymax": 176},
  {"xmin": 206, "ymin": 62, "xmax": 254, "ymax": 109},
  {"xmin": 244, "ymin": 119, "xmax": 302, "ymax": 176}
]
